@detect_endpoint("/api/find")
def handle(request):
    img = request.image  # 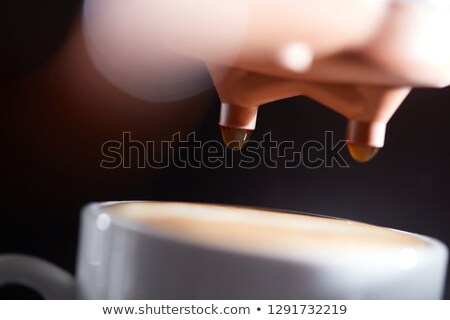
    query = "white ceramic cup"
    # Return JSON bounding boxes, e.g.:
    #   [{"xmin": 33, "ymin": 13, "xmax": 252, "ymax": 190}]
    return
[{"xmin": 0, "ymin": 201, "xmax": 448, "ymax": 299}]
